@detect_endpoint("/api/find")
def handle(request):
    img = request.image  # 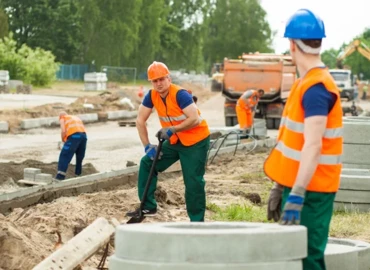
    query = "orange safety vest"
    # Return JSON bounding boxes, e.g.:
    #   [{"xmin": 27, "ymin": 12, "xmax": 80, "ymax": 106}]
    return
[
  {"xmin": 151, "ymin": 84, "xmax": 210, "ymax": 146},
  {"xmin": 264, "ymin": 67, "xmax": 343, "ymax": 193},
  {"xmin": 237, "ymin": 90, "xmax": 259, "ymax": 109},
  {"xmin": 61, "ymin": 115, "xmax": 86, "ymax": 142}
]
